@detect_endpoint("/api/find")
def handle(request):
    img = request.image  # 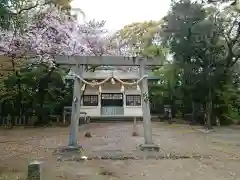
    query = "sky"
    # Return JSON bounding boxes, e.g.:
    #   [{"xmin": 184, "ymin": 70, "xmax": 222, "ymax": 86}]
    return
[{"xmin": 70, "ymin": 0, "xmax": 171, "ymax": 31}]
